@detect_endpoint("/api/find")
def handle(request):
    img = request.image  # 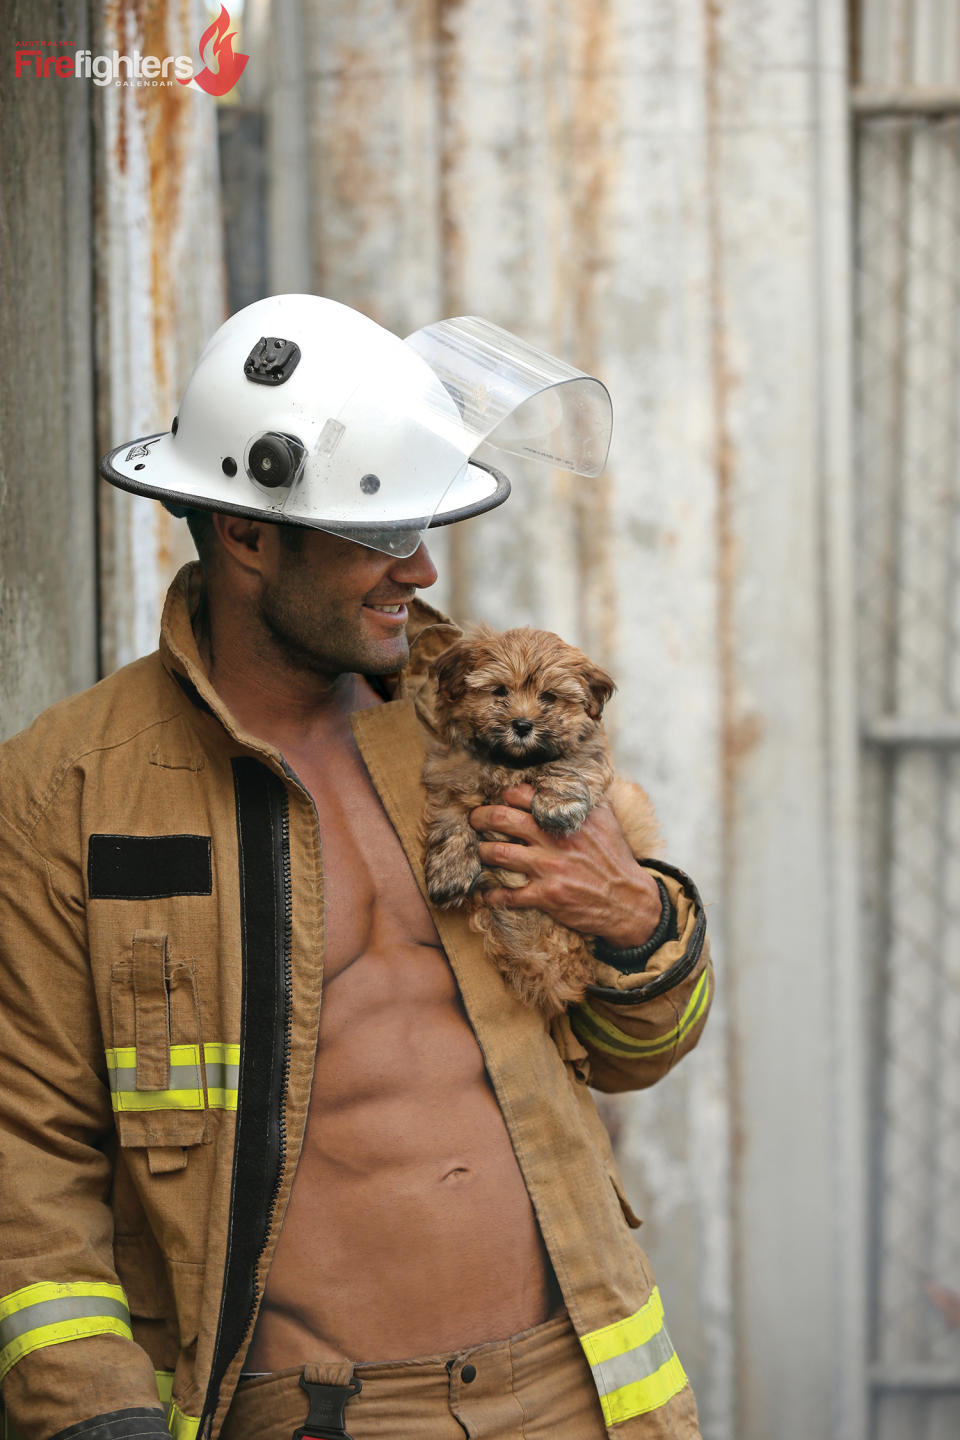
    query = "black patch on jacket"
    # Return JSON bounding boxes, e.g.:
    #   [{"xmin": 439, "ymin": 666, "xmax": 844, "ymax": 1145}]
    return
[
  {"xmin": 88, "ymin": 834, "xmax": 212, "ymax": 899},
  {"xmin": 48, "ymin": 1408, "xmax": 170, "ymax": 1440}
]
